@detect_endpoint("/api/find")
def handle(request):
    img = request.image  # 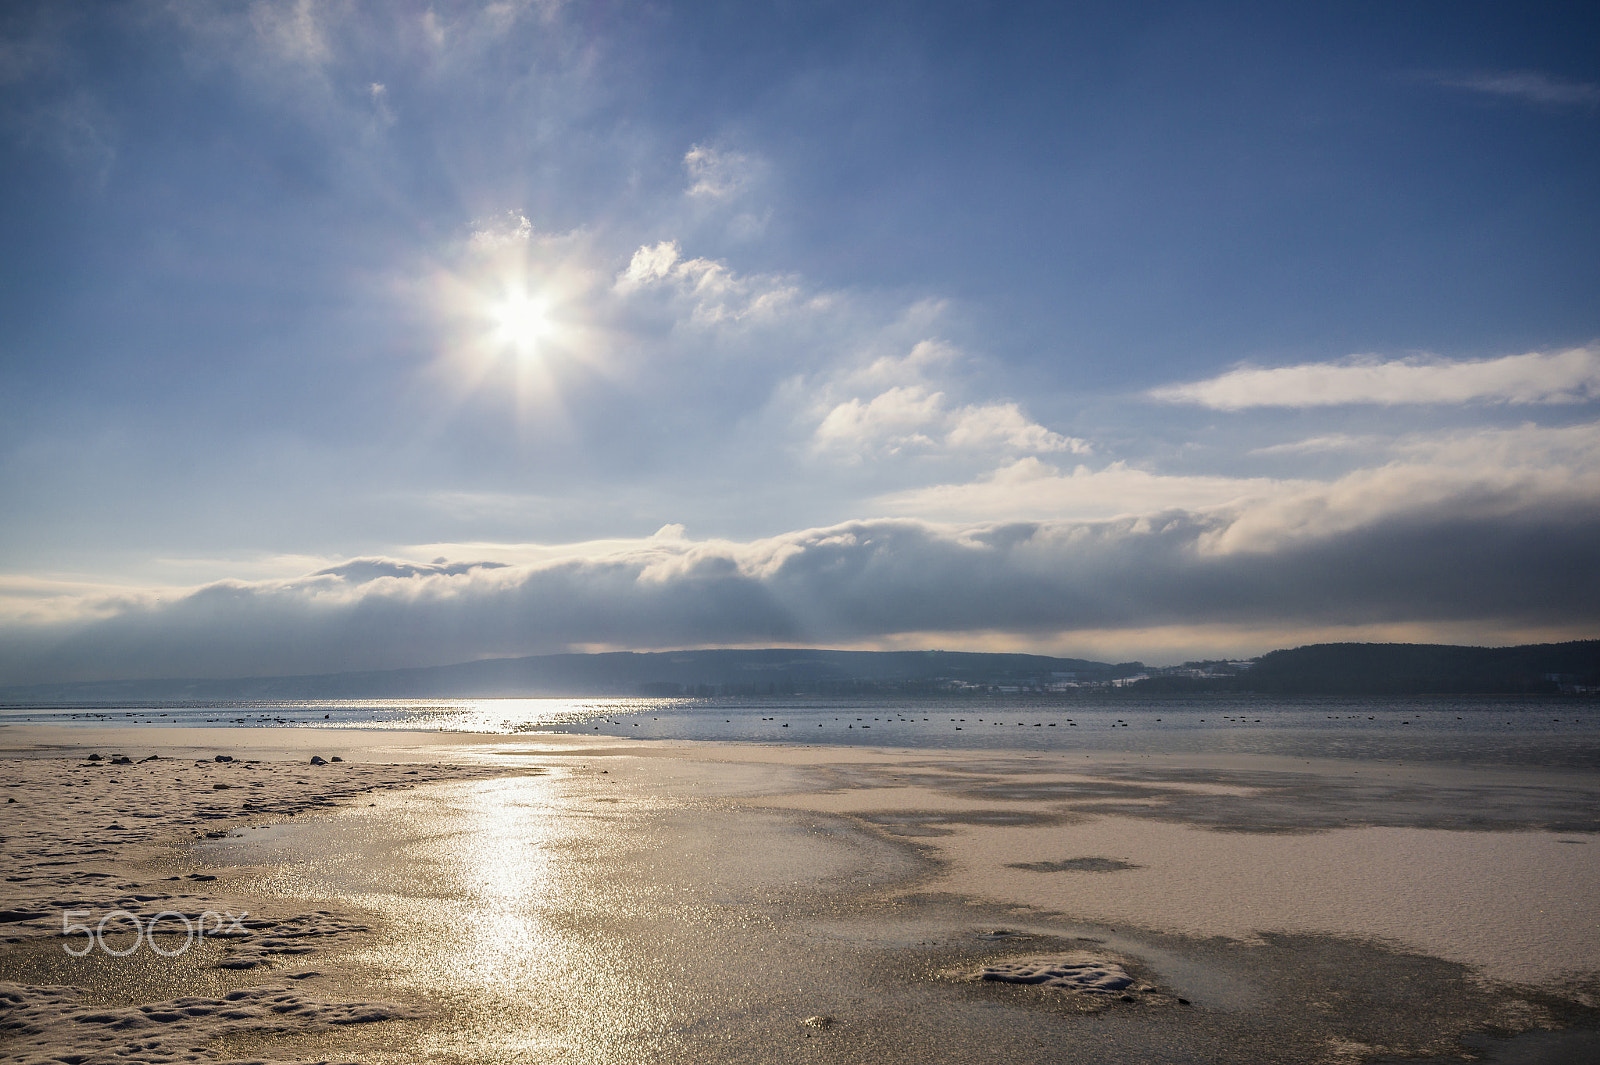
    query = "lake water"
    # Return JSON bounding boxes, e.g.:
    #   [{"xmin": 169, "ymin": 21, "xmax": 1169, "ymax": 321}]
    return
[{"xmin": 3, "ymin": 693, "xmax": 1597, "ymax": 768}]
